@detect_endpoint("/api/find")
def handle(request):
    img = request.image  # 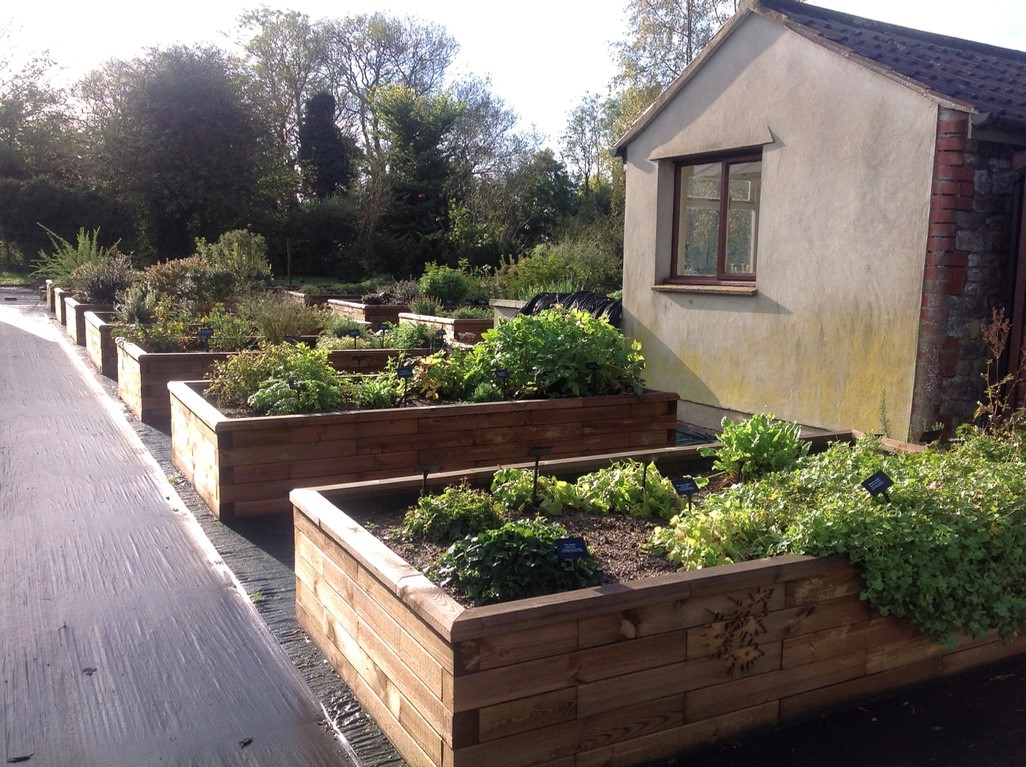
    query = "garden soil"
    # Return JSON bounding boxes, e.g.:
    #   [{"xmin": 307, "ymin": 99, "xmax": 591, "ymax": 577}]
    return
[{"xmin": 6, "ymin": 284, "xmax": 1025, "ymax": 767}]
